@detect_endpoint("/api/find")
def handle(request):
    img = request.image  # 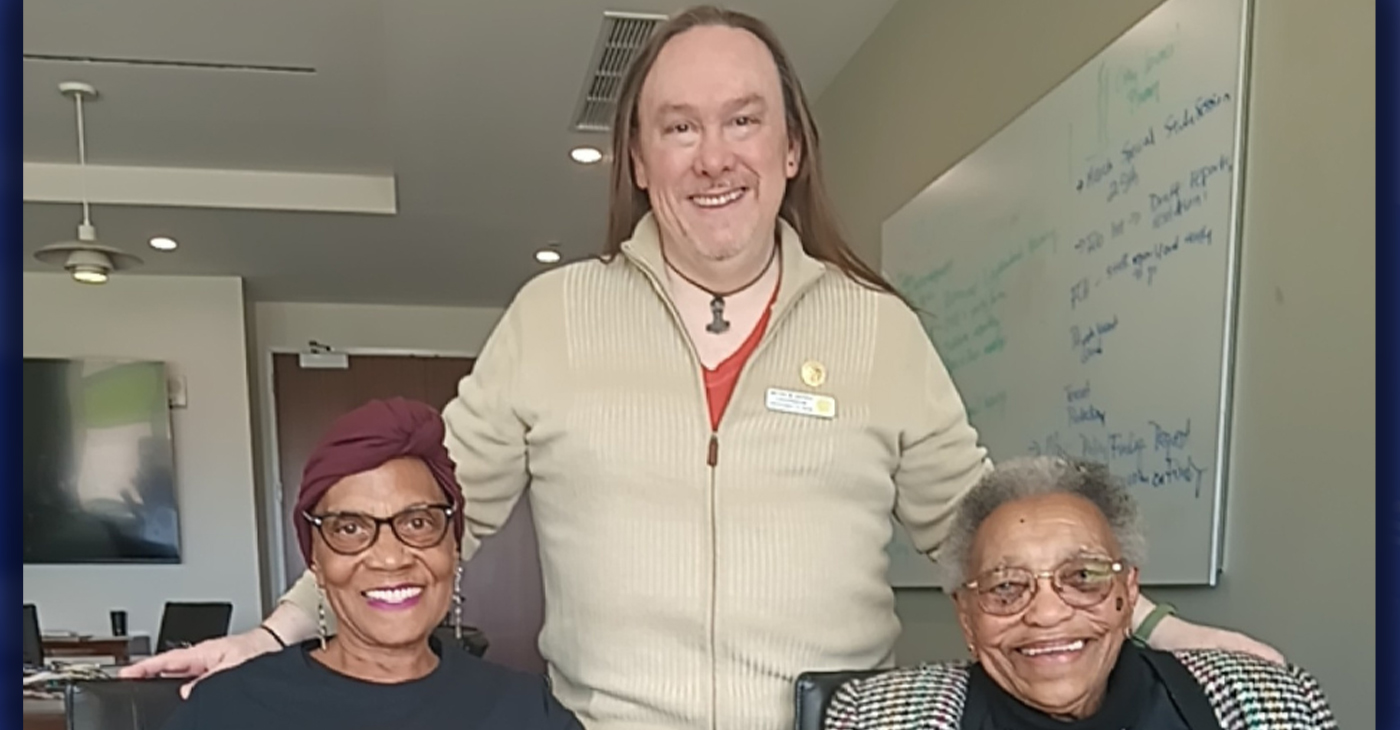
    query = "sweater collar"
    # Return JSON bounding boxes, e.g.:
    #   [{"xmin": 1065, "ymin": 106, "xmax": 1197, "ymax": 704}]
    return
[{"xmin": 618, "ymin": 211, "xmax": 829, "ymax": 319}]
